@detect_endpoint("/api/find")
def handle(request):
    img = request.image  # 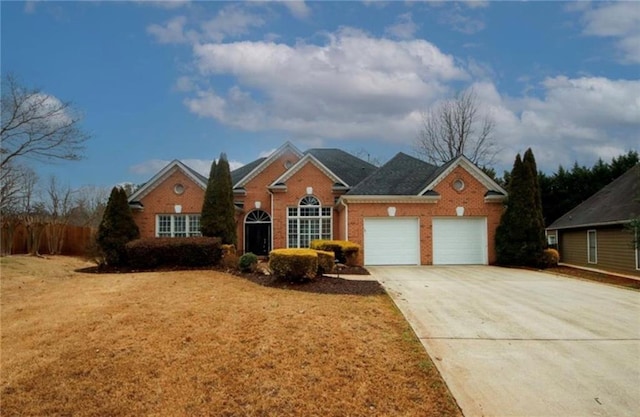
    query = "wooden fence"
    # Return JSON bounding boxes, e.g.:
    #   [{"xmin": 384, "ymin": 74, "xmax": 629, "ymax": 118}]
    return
[{"xmin": 0, "ymin": 223, "xmax": 94, "ymax": 256}]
